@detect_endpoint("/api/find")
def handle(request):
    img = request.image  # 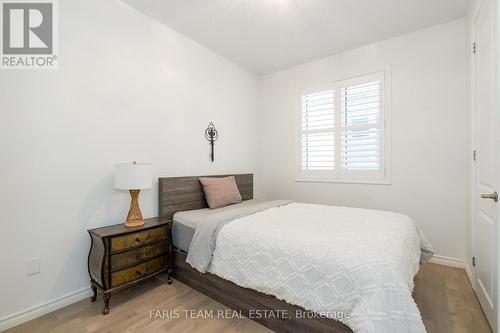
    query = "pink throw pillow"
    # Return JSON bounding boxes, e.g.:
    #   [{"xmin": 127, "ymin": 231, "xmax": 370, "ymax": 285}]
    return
[{"xmin": 199, "ymin": 176, "xmax": 242, "ymax": 209}]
